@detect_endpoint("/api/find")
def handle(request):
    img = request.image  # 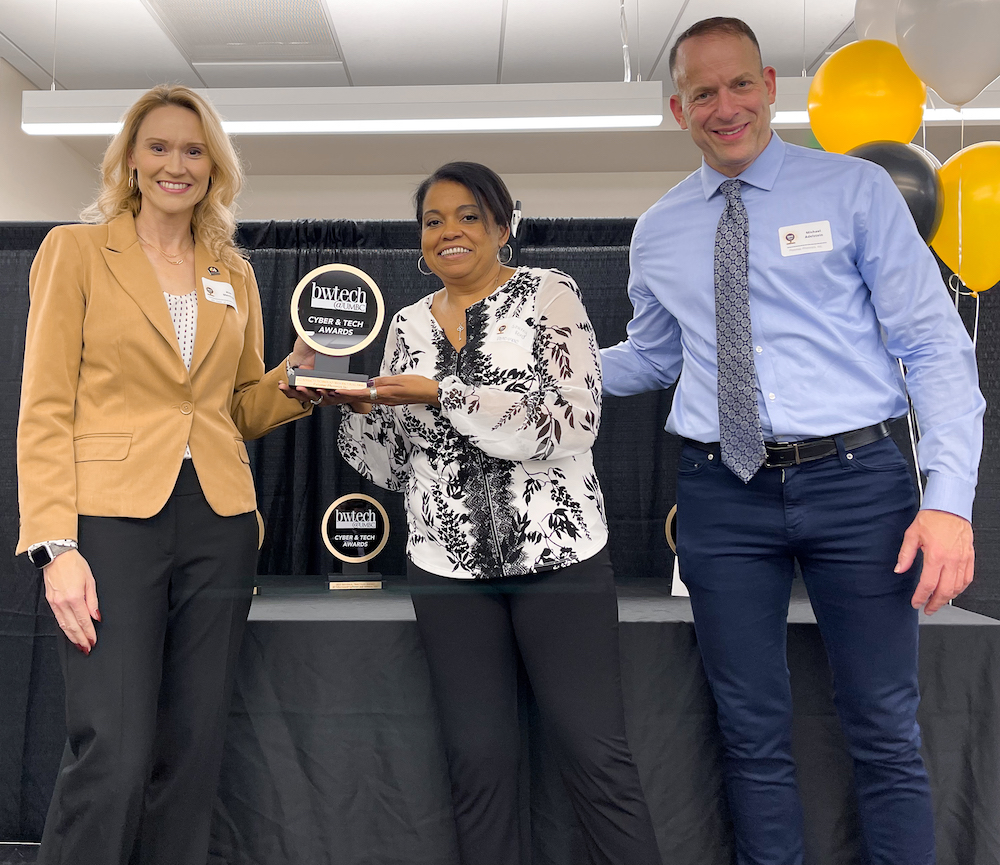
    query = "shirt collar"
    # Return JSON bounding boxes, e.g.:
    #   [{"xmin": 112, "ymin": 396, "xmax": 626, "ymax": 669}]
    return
[{"xmin": 699, "ymin": 131, "xmax": 786, "ymax": 200}]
